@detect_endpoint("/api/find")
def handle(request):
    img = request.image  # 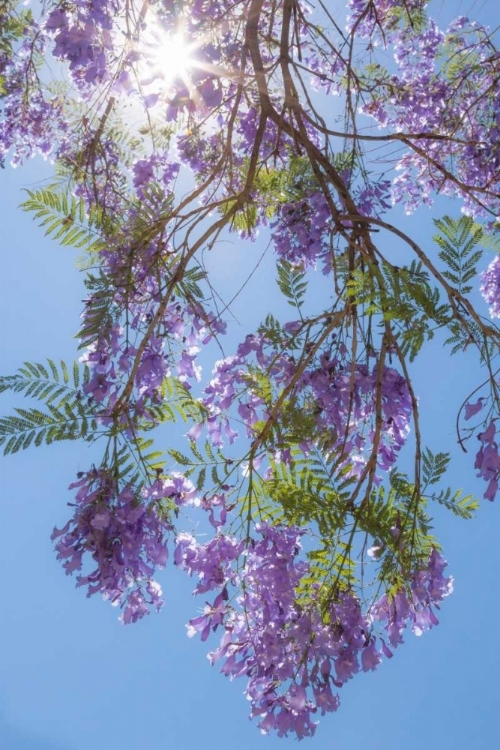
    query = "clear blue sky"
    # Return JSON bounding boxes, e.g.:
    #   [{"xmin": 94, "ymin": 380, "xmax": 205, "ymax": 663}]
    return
[{"xmin": 2, "ymin": 2, "xmax": 500, "ymax": 748}]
